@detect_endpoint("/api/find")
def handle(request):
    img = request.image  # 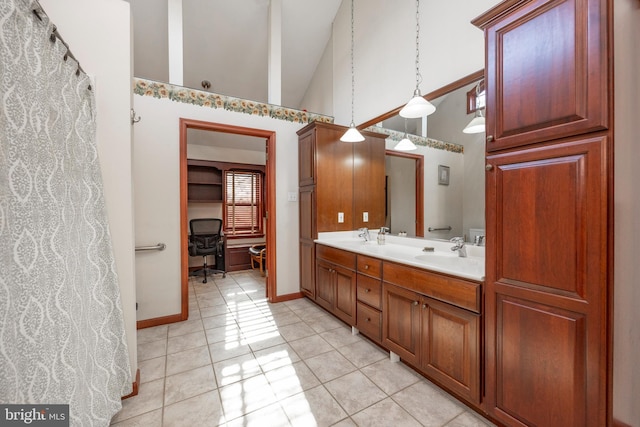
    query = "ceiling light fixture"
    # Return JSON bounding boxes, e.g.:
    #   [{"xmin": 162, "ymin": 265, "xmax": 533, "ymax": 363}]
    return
[
  {"xmin": 394, "ymin": 119, "xmax": 417, "ymax": 151},
  {"xmin": 340, "ymin": 0, "xmax": 365, "ymax": 142},
  {"xmin": 399, "ymin": 0, "xmax": 436, "ymax": 119}
]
